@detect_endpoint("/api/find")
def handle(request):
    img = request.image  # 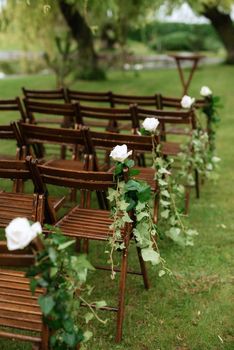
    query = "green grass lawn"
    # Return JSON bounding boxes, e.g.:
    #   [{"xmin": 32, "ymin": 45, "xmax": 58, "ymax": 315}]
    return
[{"xmin": 0, "ymin": 65, "xmax": 234, "ymax": 349}]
